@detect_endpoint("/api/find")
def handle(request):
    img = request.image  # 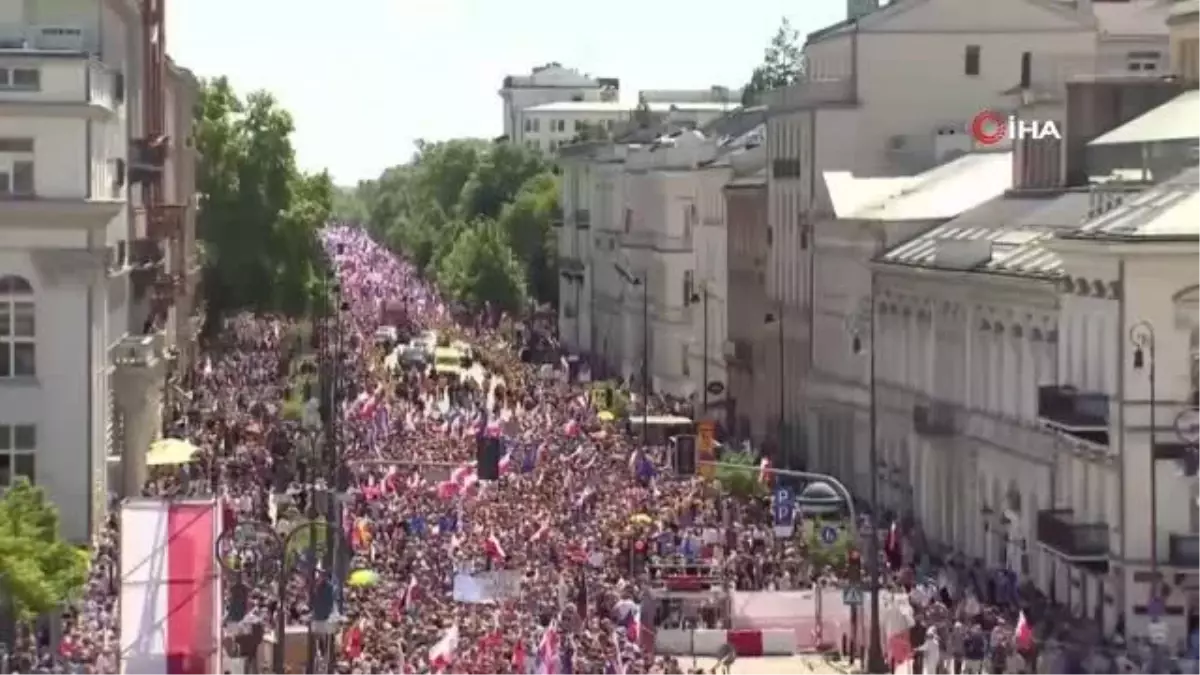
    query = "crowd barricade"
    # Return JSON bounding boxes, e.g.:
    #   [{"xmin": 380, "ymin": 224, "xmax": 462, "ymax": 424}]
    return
[
  {"xmin": 729, "ymin": 588, "xmax": 910, "ymax": 653},
  {"xmin": 647, "ymin": 561, "xmax": 723, "ymax": 592},
  {"xmin": 654, "ymin": 629, "xmax": 797, "ymax": 656}
]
